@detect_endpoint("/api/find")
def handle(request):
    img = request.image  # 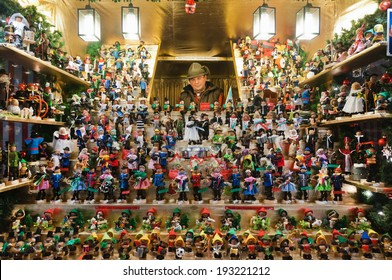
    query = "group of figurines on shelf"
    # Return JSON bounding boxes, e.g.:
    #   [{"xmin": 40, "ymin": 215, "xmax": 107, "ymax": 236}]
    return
[
  {"xmin": 0, "ymin": 77, "xmax": 388, "ymax": 204},
  {"xmin": 2, "ymin": 206, "xmax": 391, "ymax": 260},
  {"xmin": 0, "ymin": 78, "xmax": 65, "ymax": 121},
  {"xmin": 235, "ymin": 35, "xmax": 391, "ymax": 117},
  {"xmin": 236, "ymin": 23, "xmax": 385, "ymax": 88}
]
